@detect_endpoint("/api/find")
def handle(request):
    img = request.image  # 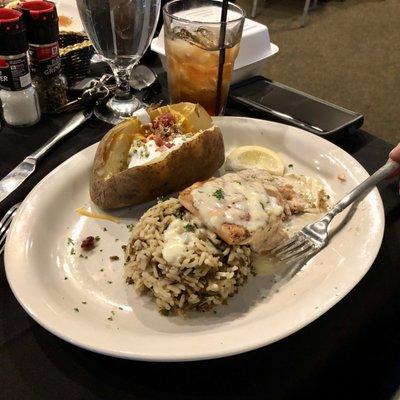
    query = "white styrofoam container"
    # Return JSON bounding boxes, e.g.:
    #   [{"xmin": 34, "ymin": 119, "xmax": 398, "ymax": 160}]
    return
[{"xmin": 151, "ymin": 17, "xmax": 279, "ymax": 84}]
